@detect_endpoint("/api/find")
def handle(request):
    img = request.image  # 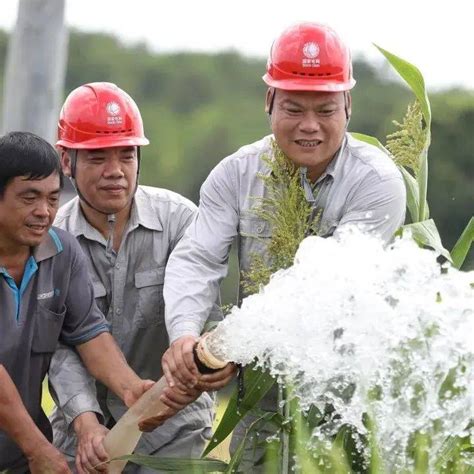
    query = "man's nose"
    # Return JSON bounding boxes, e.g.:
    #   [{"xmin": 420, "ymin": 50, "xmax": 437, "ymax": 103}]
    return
[
  {"xmin": 299, "ymin": 112, "xmax": 321, "ymax": 133},
  {"xmin": 103, "ymin": 158, "xmax": 124, "ymax": 178},
  {"xmin": 32, "ymin": 199, "xmax": 50, "ymax": 218}
]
